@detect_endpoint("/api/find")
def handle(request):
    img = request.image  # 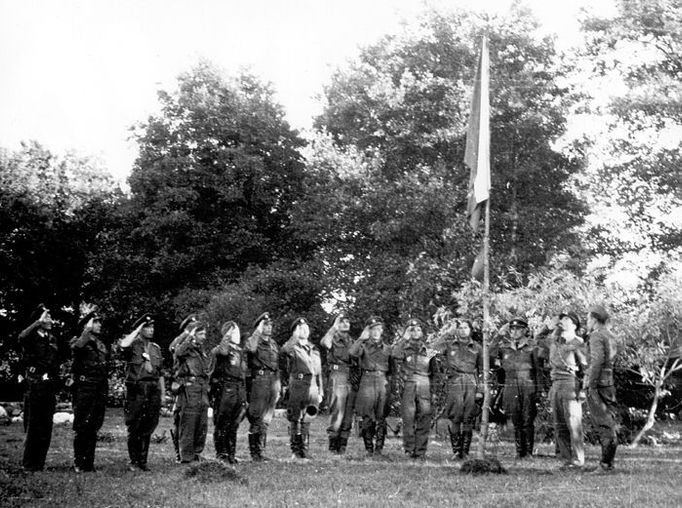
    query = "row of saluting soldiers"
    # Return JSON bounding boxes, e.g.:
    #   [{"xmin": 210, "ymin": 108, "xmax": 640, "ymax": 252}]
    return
[{"xmin": 17, "ymin": 304, "xmax": 620, "ymax": 473}]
